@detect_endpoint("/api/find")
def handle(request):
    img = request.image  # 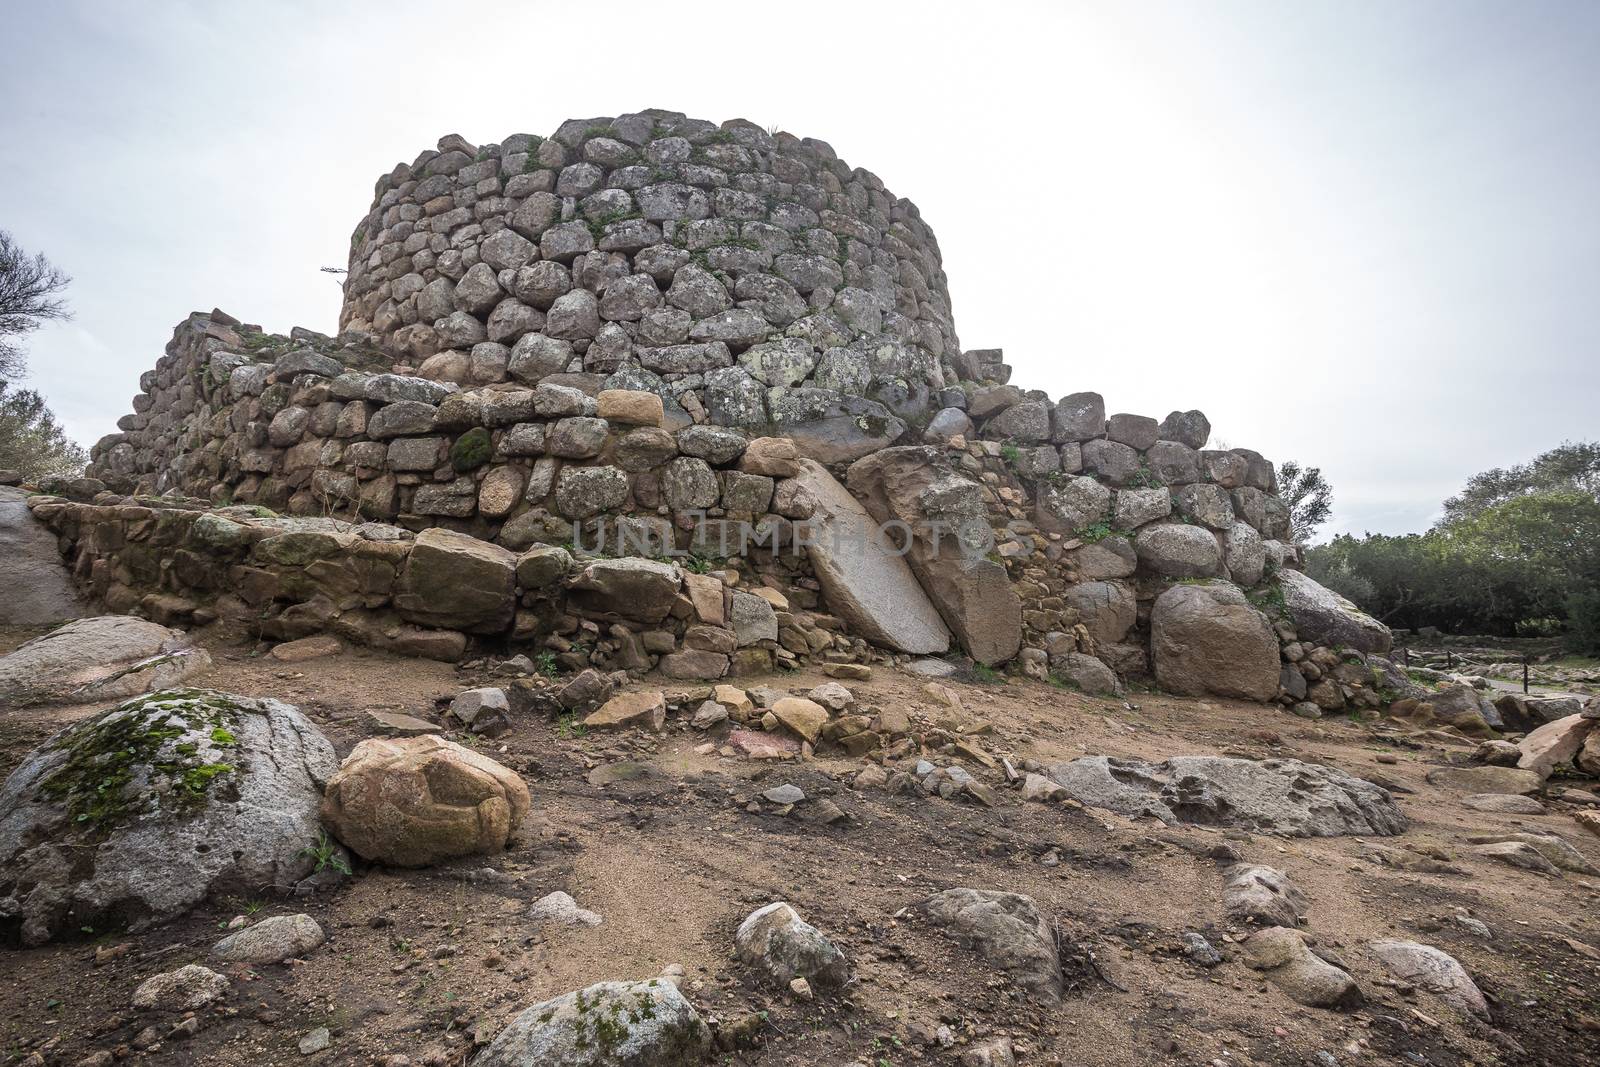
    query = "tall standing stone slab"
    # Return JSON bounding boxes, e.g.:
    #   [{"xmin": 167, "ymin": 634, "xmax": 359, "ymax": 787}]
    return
[
  {"xmin": 846, "ymin": 447, "xmax": 1023, "ymax": 665},
  {"xmin": 790, "ymin": 459, "xmax": 950, "ymax": 655}
]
